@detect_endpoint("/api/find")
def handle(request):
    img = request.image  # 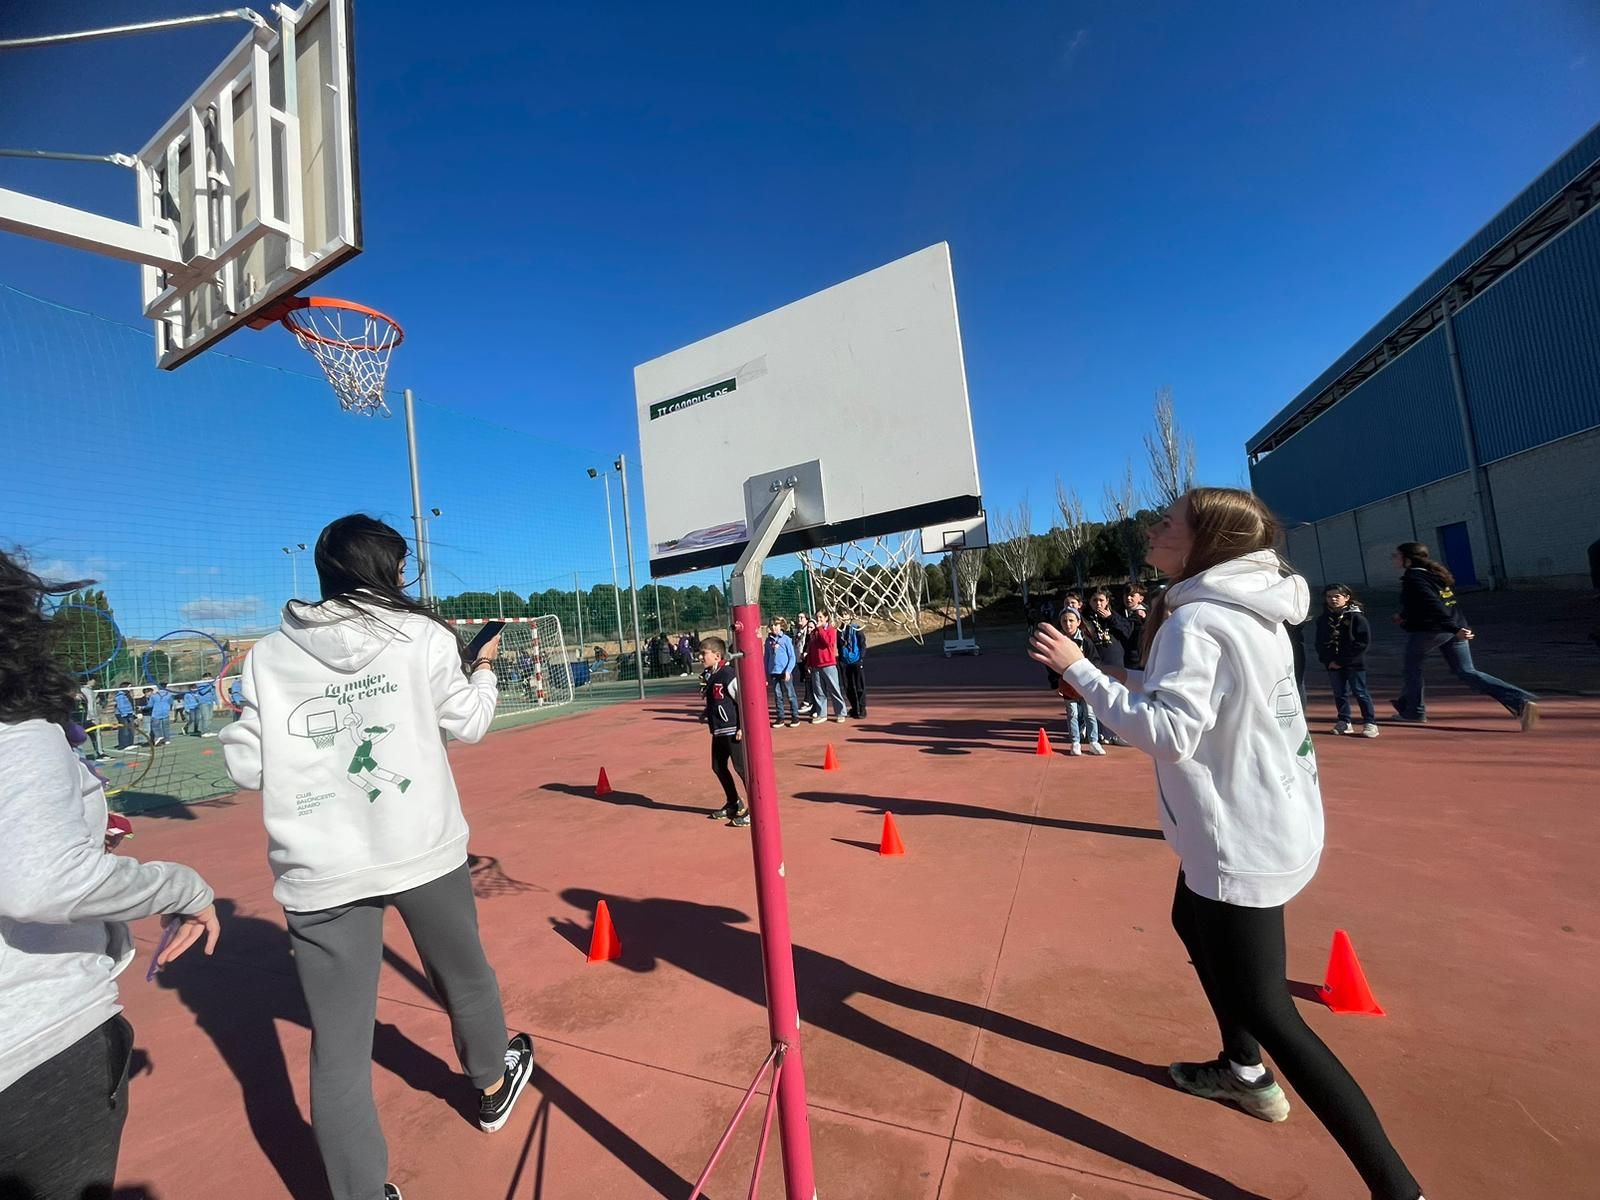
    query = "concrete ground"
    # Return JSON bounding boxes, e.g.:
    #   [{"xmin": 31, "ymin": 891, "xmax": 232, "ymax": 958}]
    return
[{"xmin": 107, "ymin": 615, "xmax": 1599, "ymax": 1199}]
